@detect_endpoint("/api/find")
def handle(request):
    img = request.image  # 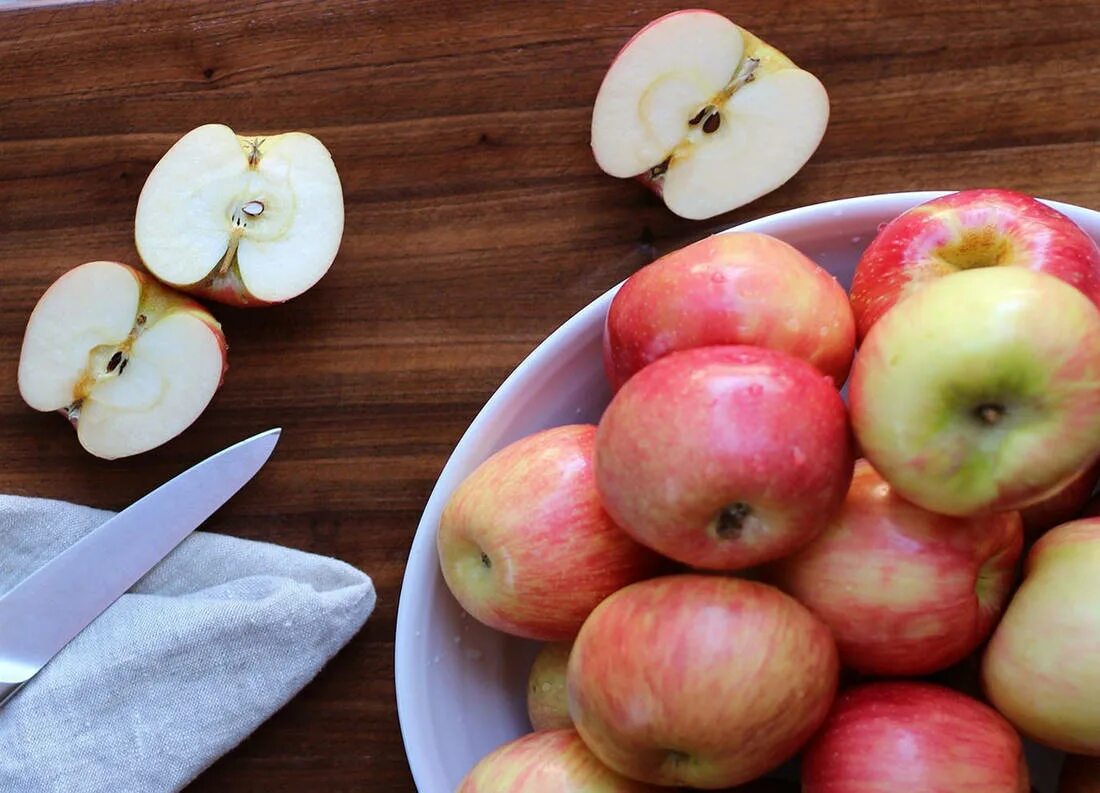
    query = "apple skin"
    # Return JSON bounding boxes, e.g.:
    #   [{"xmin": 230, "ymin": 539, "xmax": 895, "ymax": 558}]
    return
[
  {"xmin": 437, "ymin": 424, "xmax": 662, "ymax": 641},
  {"xmin": 568, "ymin": 574, "xmax": 839, "ymax": 789},
  {"xmin": 982, "ymin": 517, "xmax": 1100, "ymax": 753},
  {"xmin": 1020, "ymin": 458, "xmax": 1100, "ymax": 542},
  {"xmin": 1060, "ymin": 755, "xmax": 1100, "ymax": 793},
  {"xmin": 457, "ymin": 729, "xmax": 663, "ymax": 793},
  {"xmin": 527, "ymin": 642, "xmax": 573, "ymax": 731},
  {"xmin": 603, "ymin": 232, "xmax": 854, "ymax": 391},
  {"xmin": 595, "ymin": 345, "xmax": 853, "ymax": 571},
  {"xmin": 849, "ymin": 266, "xmax": 1100, "ymax": 517},
  {"xmin": 771, "ymin": 458, "xmax": 1023, "ymax": 676},
  {"xmin": 850, "ymin": 188, "xmax": 1100, "ymax": 341},
  {"xmin": 802, "ymin": 682, "xmax": 1029, "ymax": 793}
]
